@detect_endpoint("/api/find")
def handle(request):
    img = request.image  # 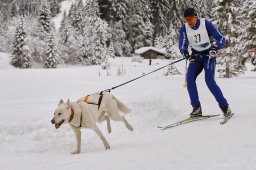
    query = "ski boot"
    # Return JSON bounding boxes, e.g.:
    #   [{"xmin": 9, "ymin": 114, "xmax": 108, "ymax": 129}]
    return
[
  {"xmin": 221, "ymin": 105, "xmax": 232, "ymax": 117},
  {"xmin": 190, "ymin": 105, "xmax": 202, "ymax": 118}
]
